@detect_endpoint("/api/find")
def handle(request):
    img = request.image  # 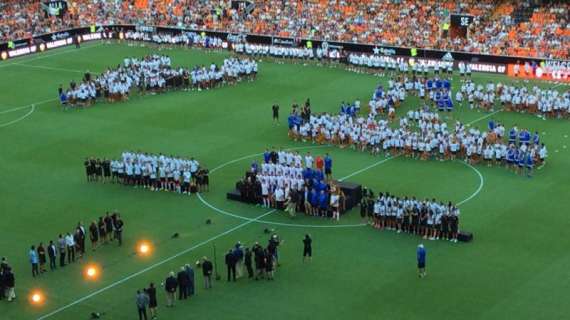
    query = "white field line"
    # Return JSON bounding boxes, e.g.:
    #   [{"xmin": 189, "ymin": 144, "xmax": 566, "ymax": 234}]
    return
[
  {"xmin": 0, "ymin": 42, "xmax": 103, "ymax": 68},
  {"xmin": 0, "ymin": 104, "xmax": 35, "ymax": 128},
  {"xmin": 466, "ymin": 109, "xmax": 502, "ymax": 126},
  {"xmin": 456, "ymin": 161, "xmax": 484, "ymax": 206},
  {"xmin": 10, "ymin": 63, "xmax": 84, "ymax": 73},
  {"xmin": 0, "ymin": 98, "xmax": 57, "ymax": 114},
  {"xmin": 338, "ymin": 156, "xmax": 398, "ymax": 181}
]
